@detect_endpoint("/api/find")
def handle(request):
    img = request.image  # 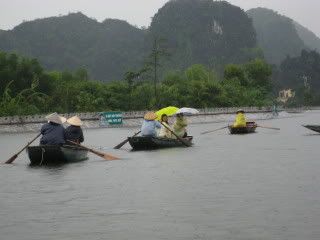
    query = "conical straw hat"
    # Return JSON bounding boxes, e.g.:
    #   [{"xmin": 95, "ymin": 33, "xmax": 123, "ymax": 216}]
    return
[
  {"xmin": 144, "ymin": 111, "xmax": 157, "ymax": 120},
  {"xmin": 67, "ymin": 116, "xmax": 83, "ymax": 126},
  {"xmin": 45, "ymin": 112, "xmax": 66, "ymax": 125}
]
